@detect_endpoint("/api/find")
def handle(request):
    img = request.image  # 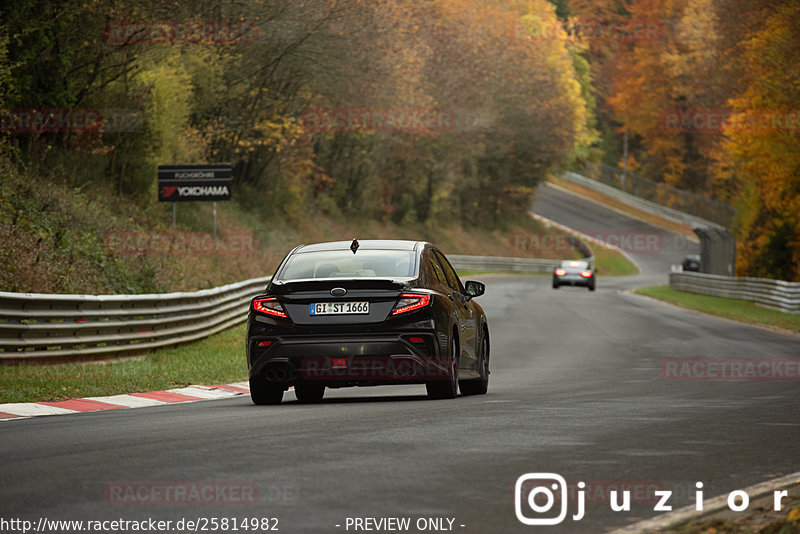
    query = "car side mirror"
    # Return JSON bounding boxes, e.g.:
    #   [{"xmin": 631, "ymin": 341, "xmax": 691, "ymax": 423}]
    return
[{"xmin": 465, "ymin": 280, "xmax": 485, "ymax": 299}]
